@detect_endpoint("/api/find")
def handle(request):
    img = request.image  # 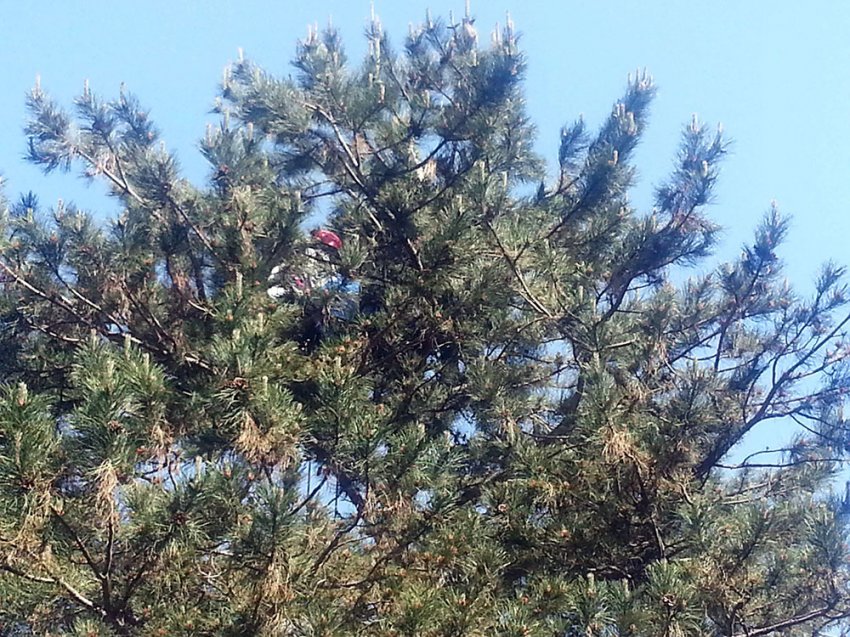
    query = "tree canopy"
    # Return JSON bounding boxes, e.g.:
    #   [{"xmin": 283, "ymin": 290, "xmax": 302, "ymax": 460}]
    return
[{"xmin": 1, "ymin": 9, "xmax": 849, "ymax": 636}]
